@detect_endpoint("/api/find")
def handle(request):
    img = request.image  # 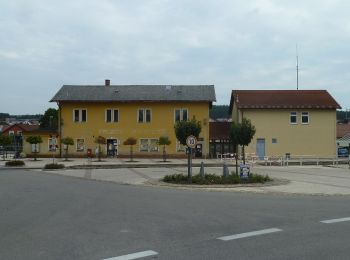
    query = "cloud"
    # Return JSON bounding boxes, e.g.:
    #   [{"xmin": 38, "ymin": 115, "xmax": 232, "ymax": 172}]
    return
[{"xmin": 0, "ymin": 0, "xmax": 349, "ymax": 113}]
